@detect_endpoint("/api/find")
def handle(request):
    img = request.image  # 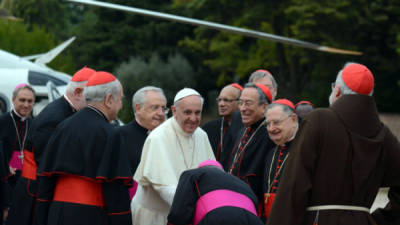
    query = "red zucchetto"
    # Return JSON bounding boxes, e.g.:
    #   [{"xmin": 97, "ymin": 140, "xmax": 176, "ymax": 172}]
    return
[
  {"xmin": 255, "ymin": 84, "xmax": 272, "ymax": 103},
  {"xmin": 342, "ymin": 63, "xmax": 374, "ymax": 95},
  {"xmin": 230, "ymin": 83, "xmax": 244, "ymax": 91},
  {"xmin": 273, "ymin": 99, "xmax": 295, "ymax": 111},
  {"xmin": 295, "ymin": 100, "xmax": 314, "ymax": 108},
  {"xmin": 255, "ymin": 69, "xmax": 273, "ymax": 77},
  {"xmin": 71, "ymin": 66, "xmax": 96, "ymax": 82},
  {"xmin": 86, "ymin": 71, "xmax": 116, "ymax": 87}
]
